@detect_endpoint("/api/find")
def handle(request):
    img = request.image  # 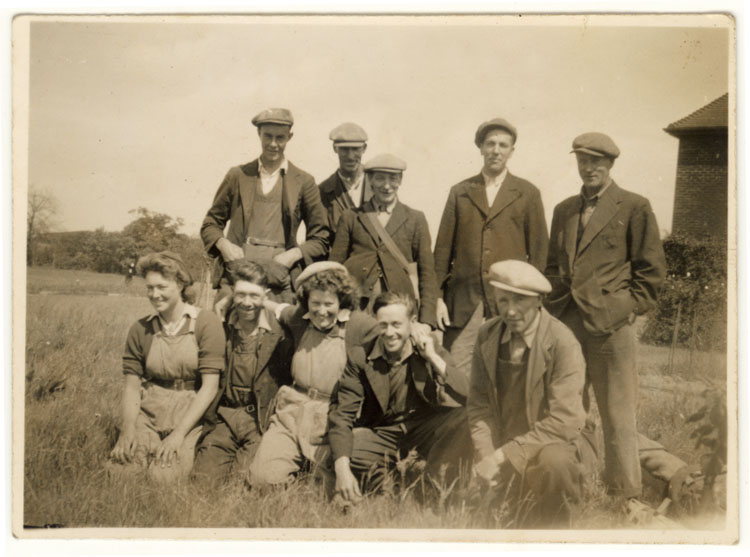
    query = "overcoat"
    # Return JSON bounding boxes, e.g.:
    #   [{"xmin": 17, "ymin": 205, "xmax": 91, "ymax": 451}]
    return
[
  {"xmin": 467, "ymin": 308, "xmax": 586, "ymax": 474},
  {"xmin": 544, "ymin": 181, "xmax": 667, "ymax": 335},
  {"xmin": 433, "ymin": 172, "xmax": 548, "ymax": 328},
  {"xmin": 200, "ymin": 159, "xmax": 330, "ymax": 288},
  {"xmin": 330, "ymin": 201, "xmax": 439, "ymax": 328}
]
